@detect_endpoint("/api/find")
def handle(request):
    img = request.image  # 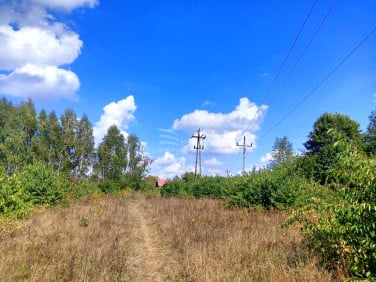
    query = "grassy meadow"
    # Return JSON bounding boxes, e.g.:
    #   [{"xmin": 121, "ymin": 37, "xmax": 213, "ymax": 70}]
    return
[{"xmin": 0, "ymin": 194, "xmax": 338, "ymax": 281}]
